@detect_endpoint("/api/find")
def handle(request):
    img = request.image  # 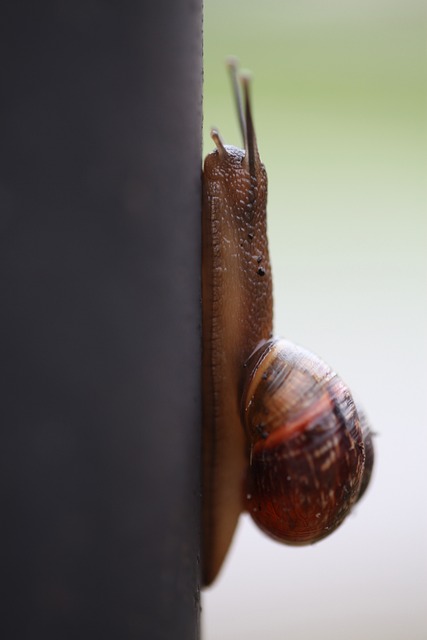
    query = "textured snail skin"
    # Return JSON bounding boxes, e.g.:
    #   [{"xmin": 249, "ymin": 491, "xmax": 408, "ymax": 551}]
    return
[
  {"xmin": 242, "ymin": 339, "xmax": 373, "ymax": 544},
  {"xmin": 202, "ymin": 141, "xmax": 272, "ymax": 586}
]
